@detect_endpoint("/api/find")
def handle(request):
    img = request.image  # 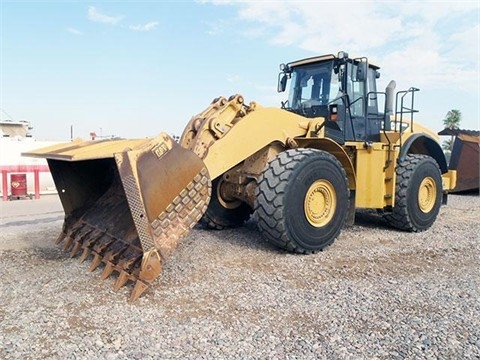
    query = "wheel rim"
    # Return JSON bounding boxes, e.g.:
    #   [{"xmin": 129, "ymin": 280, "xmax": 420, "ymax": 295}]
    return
[
  {"xmin": 418, "ymin": 177, "xmax": 437, "ymax": 213},
  {"xmin": 304, "ymin": 180, "xmax": 336, "ymax": 227}
]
